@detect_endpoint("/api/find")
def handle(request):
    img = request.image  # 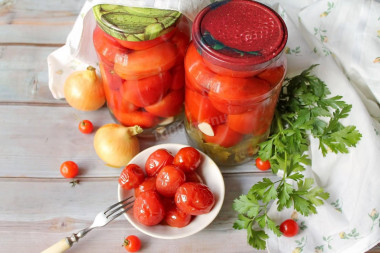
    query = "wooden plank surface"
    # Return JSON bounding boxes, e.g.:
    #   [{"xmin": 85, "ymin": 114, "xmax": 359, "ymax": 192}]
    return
[{"xmin": 0, "ymin": 174, "xmax": 269, "ymax": 253}]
